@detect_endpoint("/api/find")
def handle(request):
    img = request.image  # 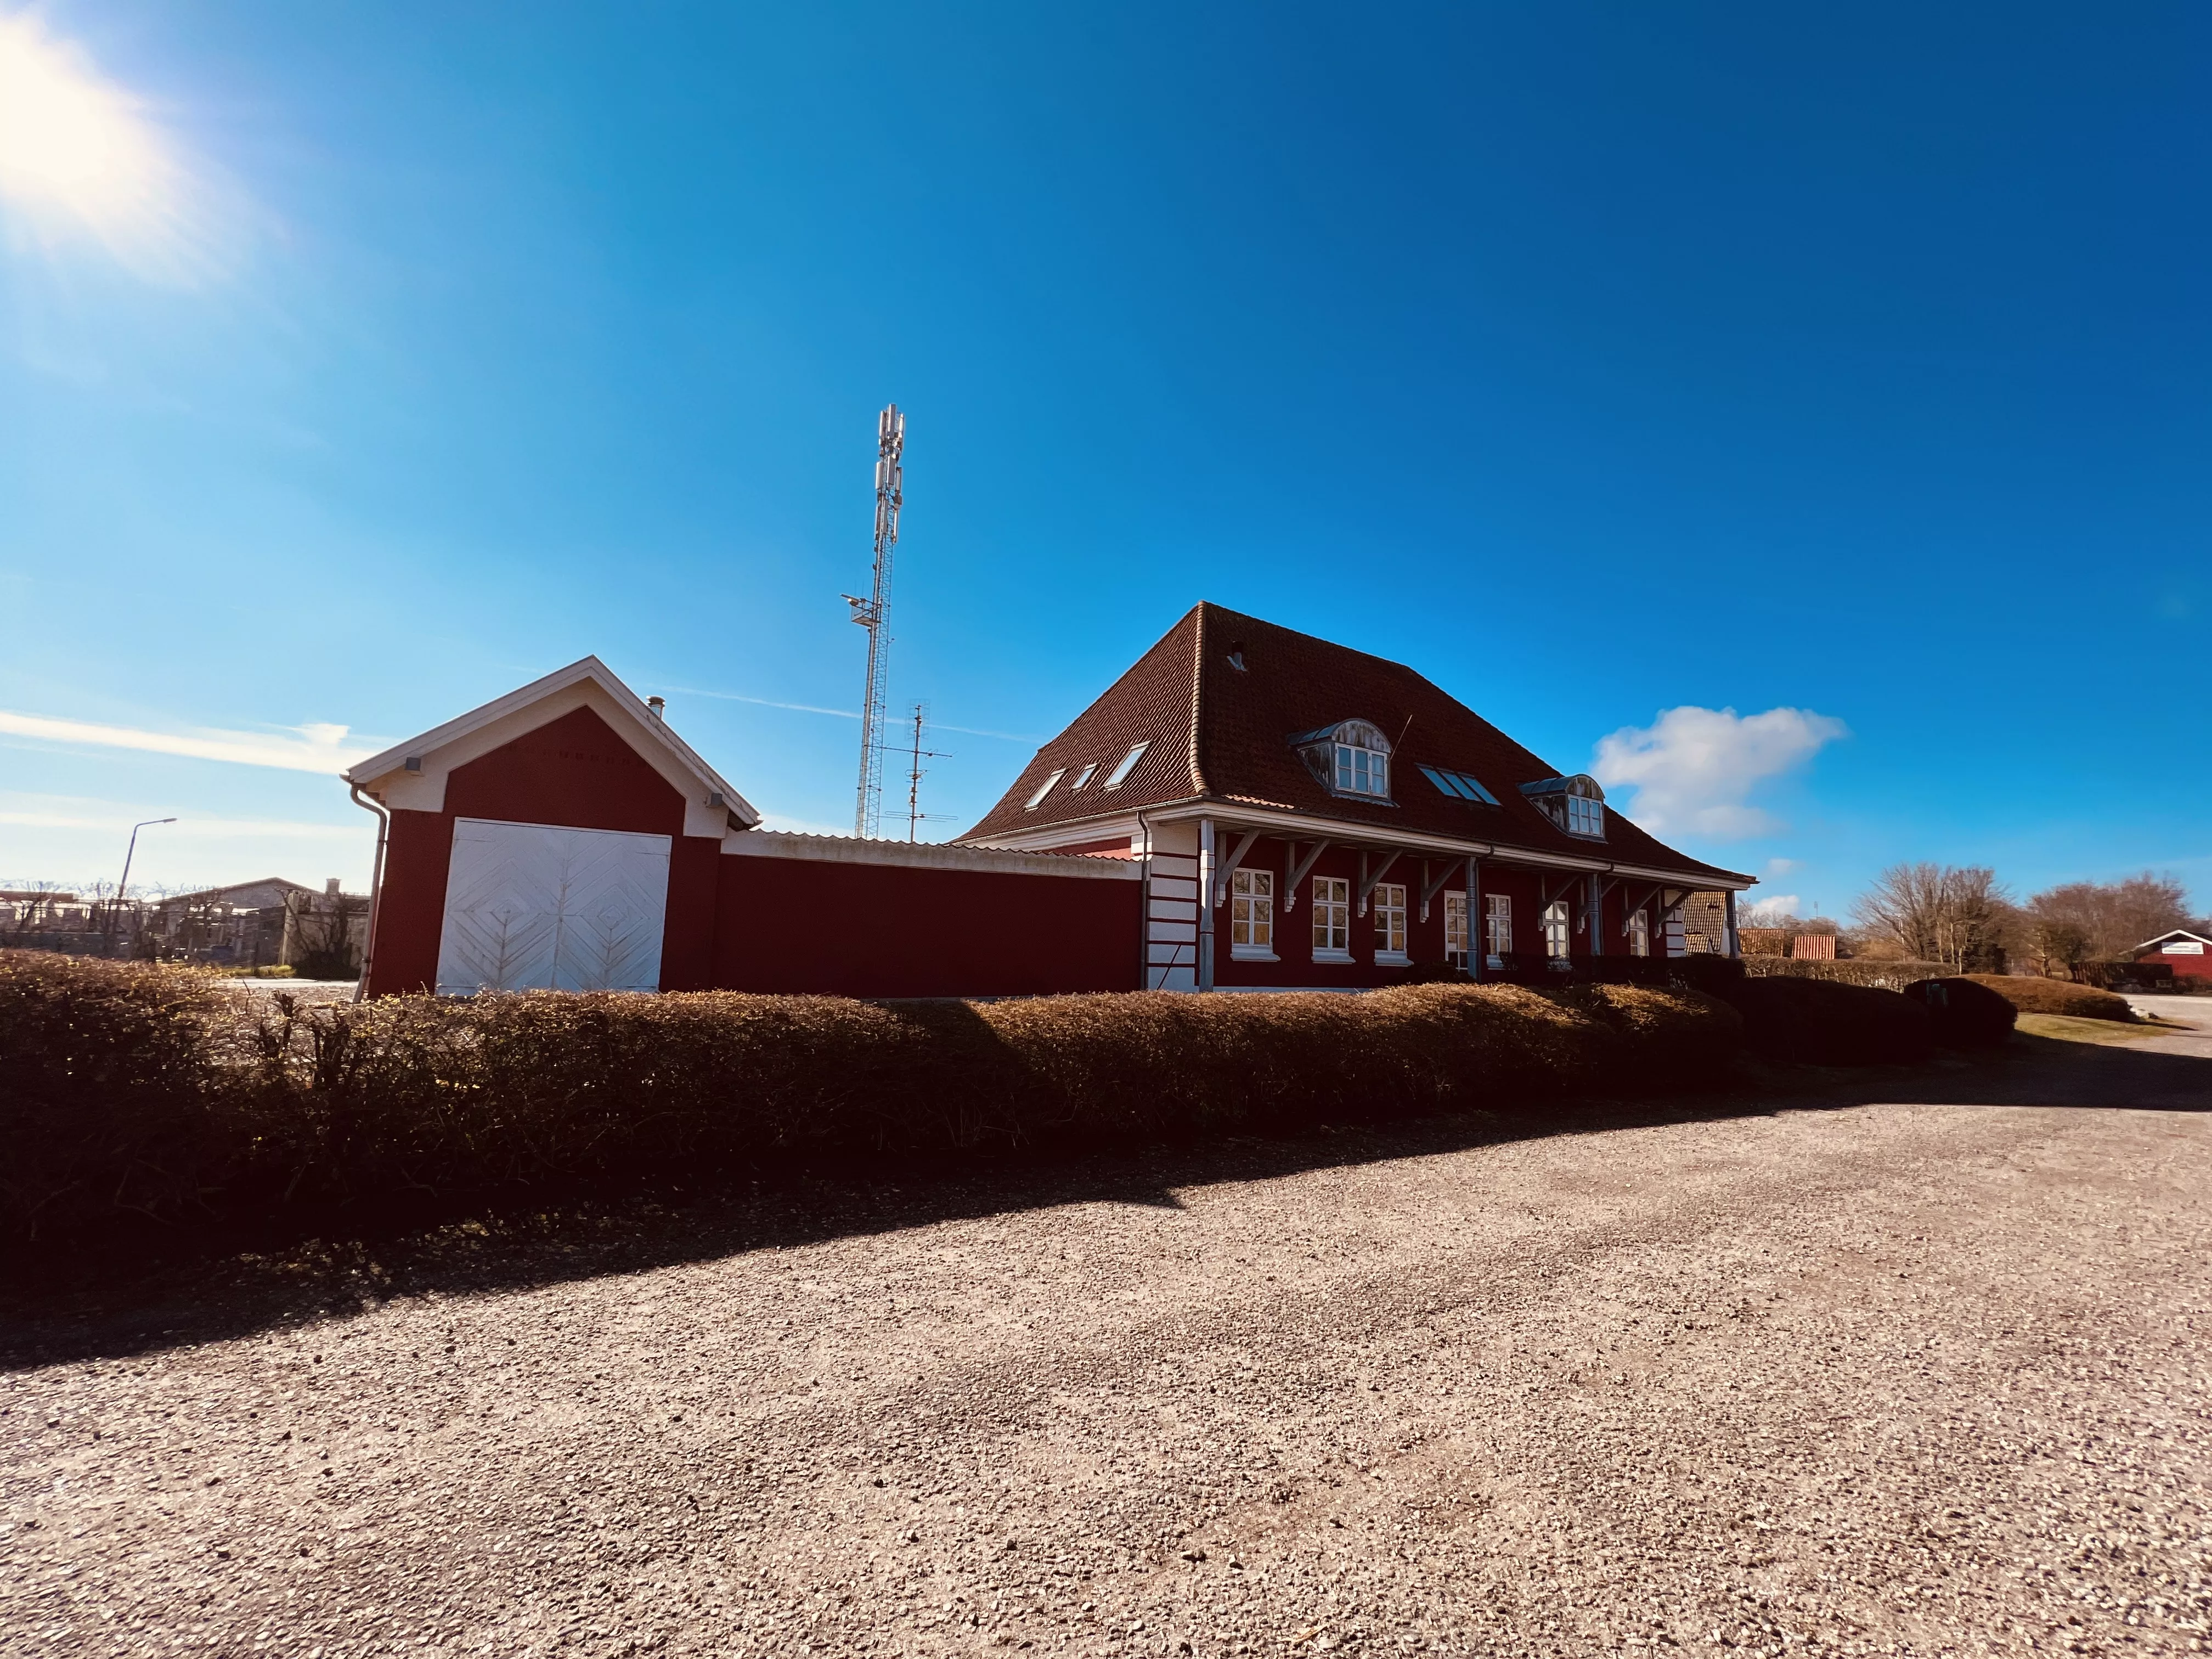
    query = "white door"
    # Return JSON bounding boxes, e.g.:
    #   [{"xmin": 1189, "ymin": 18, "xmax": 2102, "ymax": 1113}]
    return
[{"xmin": 435, "ymin": 818, "xmax": 671, "ymax": 994}]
